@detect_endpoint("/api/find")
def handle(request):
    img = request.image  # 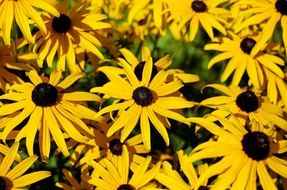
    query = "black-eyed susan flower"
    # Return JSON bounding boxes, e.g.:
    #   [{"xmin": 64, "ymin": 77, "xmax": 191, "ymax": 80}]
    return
[
  {"xmin": 0, "ymin": 0, "xmax": 59, "ymax": 45},
  {"xmin": 188, "ymin": 116, "xmax": 287, "ymax": 190},
  {"xmin": 167, "ymin": 0, "xmax": 228, "ymax": 41},
  {"xmin": 33, "ymin": 3, "xmax": 111, "ymax": 73},
  {"xmin": 91, "ymin": 53, "xmax": 193, "ymax": 150},
  {"xmin": 0, "ymin": 70, "xmax": 101, "ymax": 162},
  {"xmin": 200, "ymin": 84, "xmax": 287, "ymax": 131},
  {"xmin": 119, "ymin": 47, "xmax": 200, "ymax": 83},
  {"xmin": 155, "ymin": 151, "xmax": 209, "ymax": 189},
  {"xmin": 204, "ymin": 31, "xmax": 285, "ymax": 88},
  {"xmin": 0, "ymin": 44, "xmax": 34, "ymax": 92},
  {"xmin": 56, "ymin": 168, "xmax": 93, "ymax": 190},
  {"xmin": 234, "ymin": 0, "xmax": 287, "ymax": 56},
  {"xmin": 0, "ymin": 142, "xmax": 51, "ymax": 189},
  {"xmin": 89, "ymin": 146, "xmax": 161, "ymax": 190},
  {"xmin": 64, "ymin": 119, "xmax": 149, "ymax": 167}
]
